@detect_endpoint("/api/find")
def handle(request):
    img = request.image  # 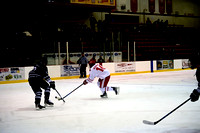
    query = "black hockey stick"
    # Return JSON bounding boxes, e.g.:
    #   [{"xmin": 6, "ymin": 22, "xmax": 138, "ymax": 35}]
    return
[
  {"xmin": 143, "ymin": 97, "xmax": 191, "ymax": 125},
  {"xmin": 55, "ymin": 83, "xmax": 83, "ymax": 101},
  {"xmin": 44, "ymin": 80, "xmax": 65, "ymax": 102},
  {"xmin": 54, "ymin": 88, "xmax": 65, "ymax": 103}
]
